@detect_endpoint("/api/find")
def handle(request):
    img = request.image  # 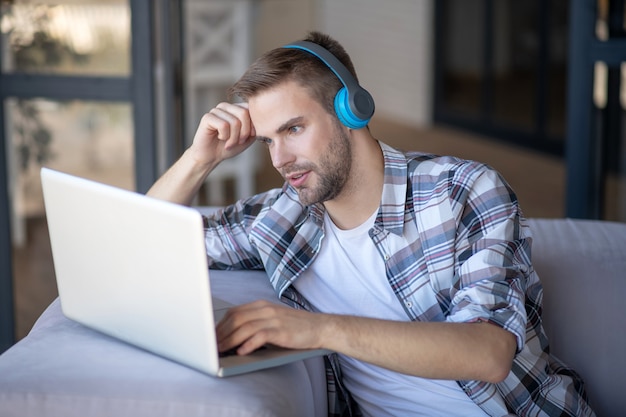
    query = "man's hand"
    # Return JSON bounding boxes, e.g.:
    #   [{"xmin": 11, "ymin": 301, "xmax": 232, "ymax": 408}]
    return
[
  {"xmin": 146, "ymin": 102, "xmax": 256, "ymax": 205},
  {"xmin": 215, "ymin": 300, "xmax": 327, "ymax": 355},
  {"xmin": 187, "ymin": 102, "xmax": 257, "ymax": 169}
]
